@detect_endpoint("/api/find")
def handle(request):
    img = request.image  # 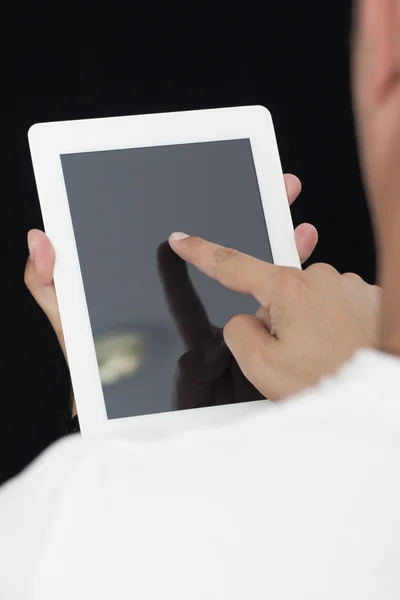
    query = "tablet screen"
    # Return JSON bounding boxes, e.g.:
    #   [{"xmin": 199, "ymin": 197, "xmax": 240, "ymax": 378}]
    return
[{"xmin": 61, "ymin": 139, "xmax": 273, "ymax": 419}]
